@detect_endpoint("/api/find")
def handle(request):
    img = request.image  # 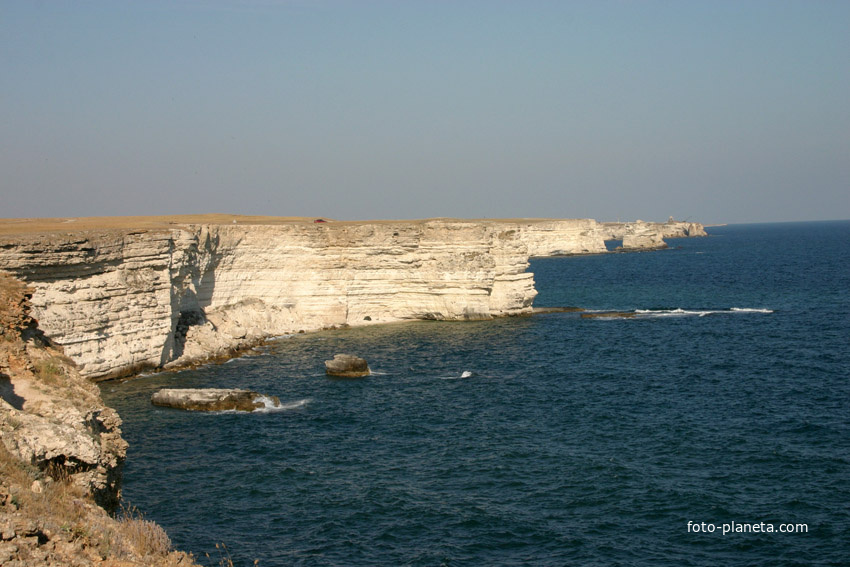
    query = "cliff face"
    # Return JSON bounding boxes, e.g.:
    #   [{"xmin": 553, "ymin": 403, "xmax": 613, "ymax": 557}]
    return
[
  {"xmin": 512, "ymin": 219, "xmax": 607, "ymax": 256},
  {"xmin": 0, "ymin": 221, "xmax": 536, "ymax": 379},
  {"xmin": 0, "ymin": 217, "xmax": 705, "ymax": 380}
]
